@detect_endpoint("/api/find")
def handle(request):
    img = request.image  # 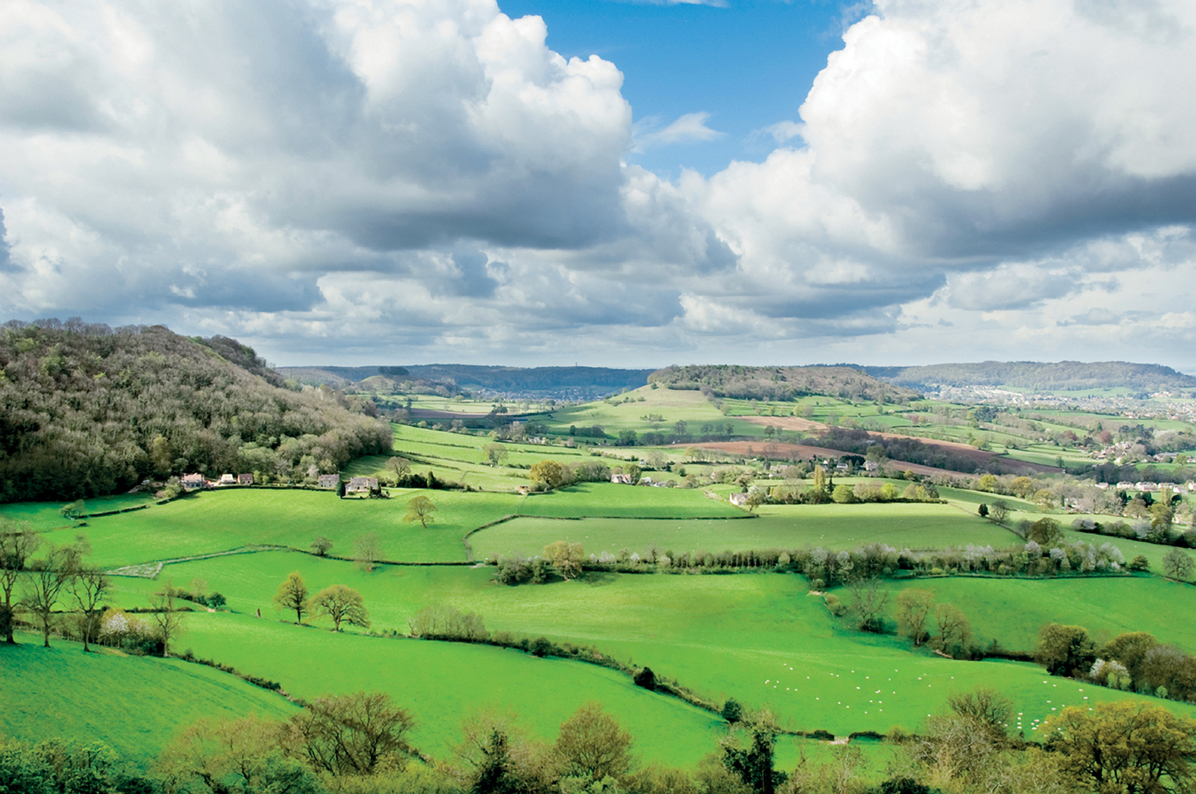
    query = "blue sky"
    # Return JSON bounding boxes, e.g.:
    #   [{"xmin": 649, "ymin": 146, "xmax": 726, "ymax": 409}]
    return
[
  {"xmin": 2, "ymin": 0, "xmax": 1195, "ymax": 370},
  {"xmin": 500, "ymin": 0, "xmax": 848, "ymax": 178}
]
